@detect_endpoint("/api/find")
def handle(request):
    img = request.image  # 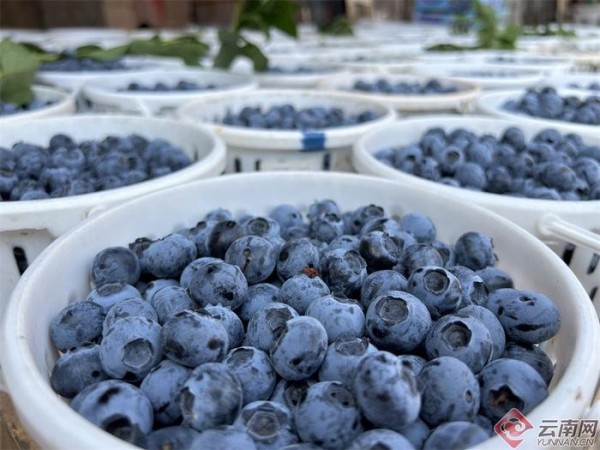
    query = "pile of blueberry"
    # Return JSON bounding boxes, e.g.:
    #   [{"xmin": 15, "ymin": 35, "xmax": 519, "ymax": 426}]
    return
[
  {"xmin": 375, "ymin": 126, "xmax": 600, "ymax": 201},
  {"xmin": 222, "ymin": 105, "xmax": 380, "ymax": 130},
  {"xmin": 0, "ymin": 99, "xmax": 55, "ymax": 116},
  {"xmin": 352, "ymin": 79, "xmax": 459, "ymax": 95},
  {"xmin": 121, "ymin": 81, "xmax": 216, "ymax": 92},
  {"xmin": 568, "ymin": 81, "xmax": 600, "ymax": 92},
  {"xmin": 503, "ymin": 87, "xmax": 600, "ymax": 126},
  {"xmin": 49, "ymin": 200, "xmax": 560, "ymax": 450},
  {"xmin": 40, "ymin": 57, "xmax": 128, "ymax": 72},
  {"xmin": 450, "ymin": 70, "xmax": 526, "ymax": 78},
  {"xmin": 0, "ymin": 134, "xmax": 191, "ymax": 201},
  {"xmin": 267, "ymin": 66, "xmax": 319, "ymax": 74},
  {"xmin": 489, "ymin": 56, "xmax": 558, "ymax": 65}
]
